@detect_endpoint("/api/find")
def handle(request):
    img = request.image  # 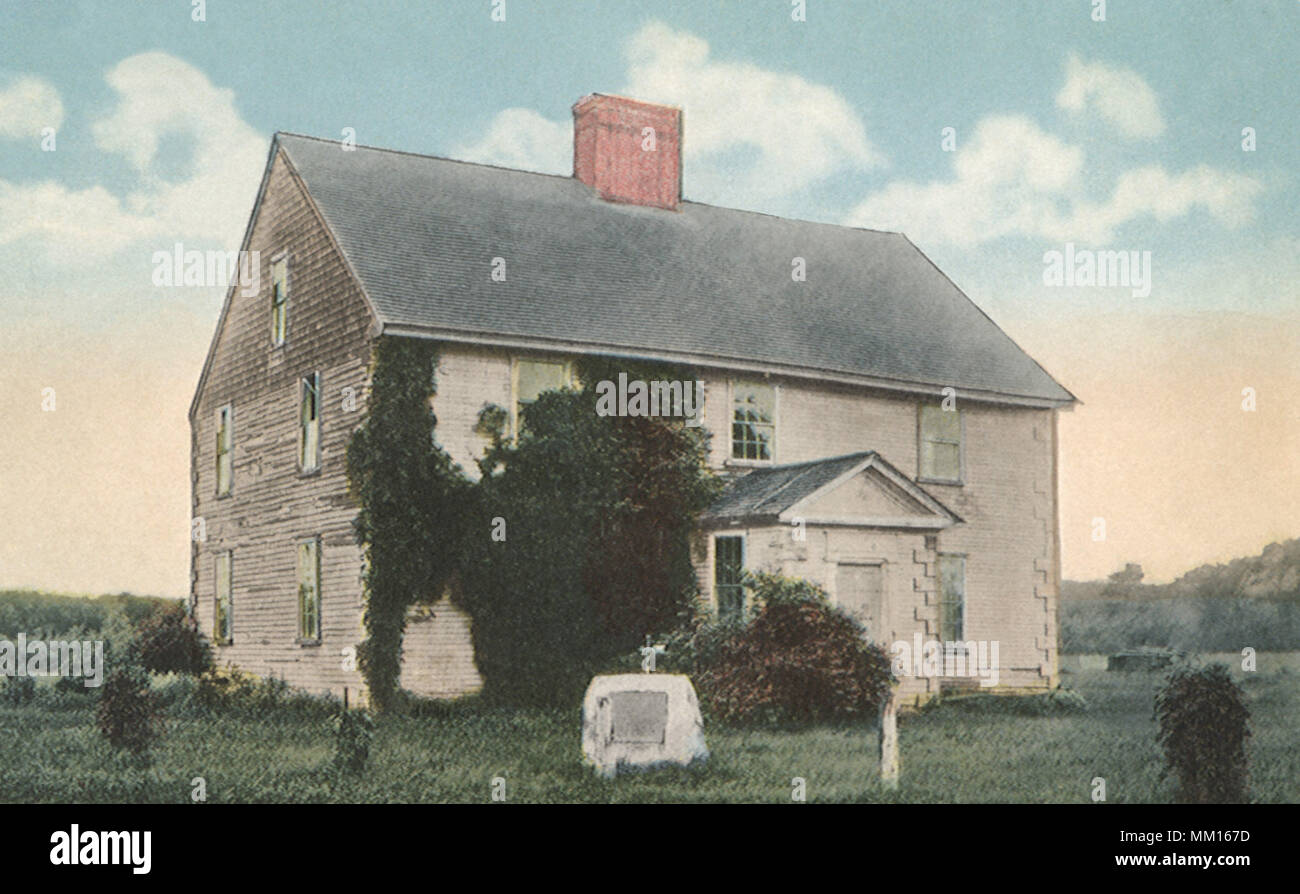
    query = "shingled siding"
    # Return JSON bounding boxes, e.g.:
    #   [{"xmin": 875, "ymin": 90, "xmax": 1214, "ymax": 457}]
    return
[
  {"xmin": 422, "ymin": 344, "xmax": 1059, "ymax": 696},
  {"xmin": 190, "ymin": 150, "xmax": 375, "ymax": 700}
]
